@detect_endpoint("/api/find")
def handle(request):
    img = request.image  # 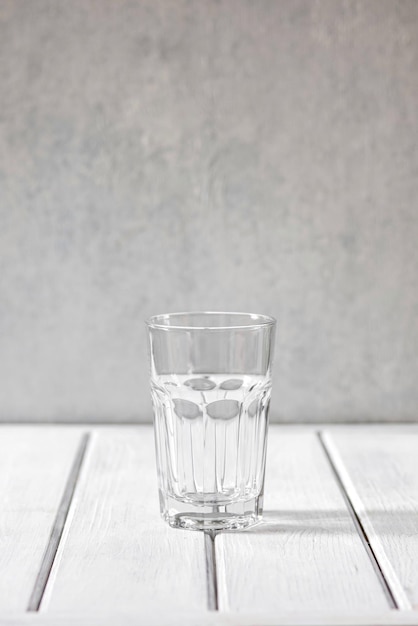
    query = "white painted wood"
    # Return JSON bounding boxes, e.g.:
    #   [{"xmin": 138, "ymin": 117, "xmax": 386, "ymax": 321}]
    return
[
  {"xmin": 2, "ymin": 610, "xmax": 418, "ymax": 626},
  {"xmin": 323, "ymin": 426, "xmax": 418, "ymax": 610},
  {"xmin": 43, "ymin": 426, "xmax": 207, "ymax": 613},
  {"xmin": 0, "ymin": 426, "xmax": 85, "ymax": 611},
  {"xmin": 216, "ymin": 428, "xmax": 390, "ymax": 612}
]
